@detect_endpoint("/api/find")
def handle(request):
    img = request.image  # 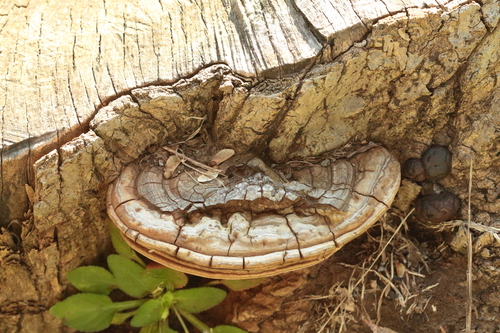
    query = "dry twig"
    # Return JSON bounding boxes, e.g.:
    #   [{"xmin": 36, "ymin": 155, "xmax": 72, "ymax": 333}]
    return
[
  {"xmin": 466, "ymin": 158, "xmax": 473, "ymax": 332},
  {"xmin": 163, "ymin": 146, "xmax": 223, "ymax": 174},
  {"xmin": 312, "ymin": 209, "xmax": 431, "ymax": 332}
]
